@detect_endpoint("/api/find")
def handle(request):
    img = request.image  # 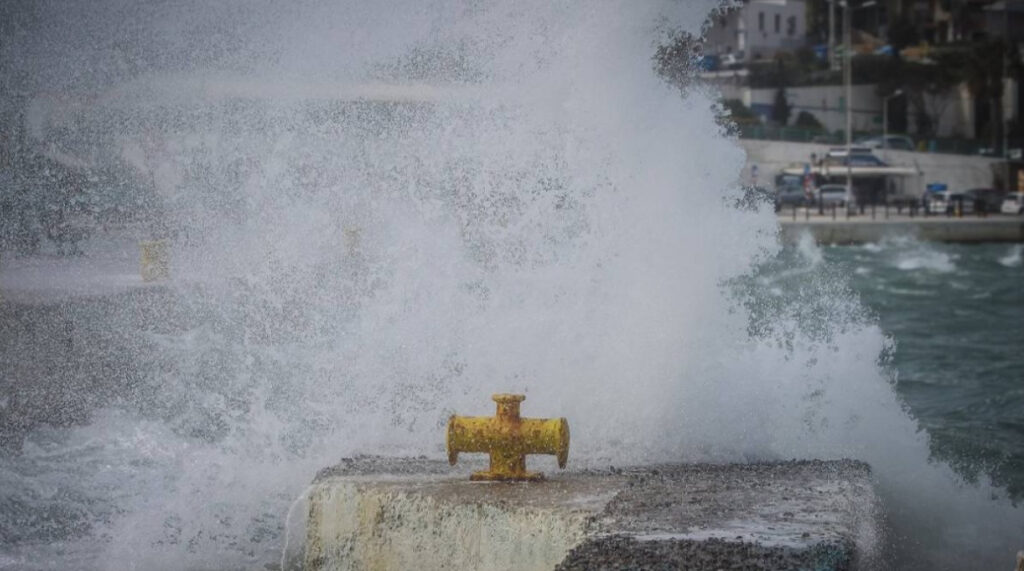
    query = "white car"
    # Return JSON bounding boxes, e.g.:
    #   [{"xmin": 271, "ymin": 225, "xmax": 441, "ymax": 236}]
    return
[
  {"xmin": 926, "ymin": 191, "xmax": 973, "ymax": 215},
  {"xmin": 1001, "ymin": 192, "xmax": 1024, "ymax": 215},
  {"xmin": 814, "ymin": 184, "xmax": 853, "ymax": 207}
]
